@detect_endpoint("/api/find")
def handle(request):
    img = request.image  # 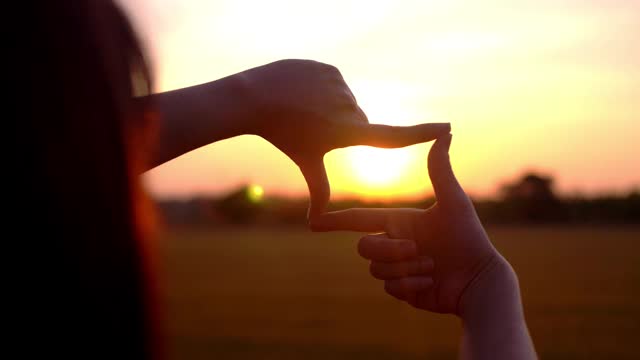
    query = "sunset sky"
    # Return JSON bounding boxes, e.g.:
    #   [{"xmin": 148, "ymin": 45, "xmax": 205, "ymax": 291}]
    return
[{"xmin": 121, "ymin": 0, "xmax": 639, "ymax": 201}]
